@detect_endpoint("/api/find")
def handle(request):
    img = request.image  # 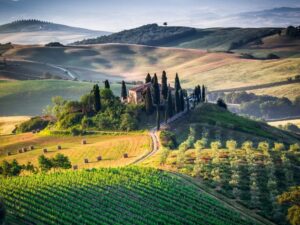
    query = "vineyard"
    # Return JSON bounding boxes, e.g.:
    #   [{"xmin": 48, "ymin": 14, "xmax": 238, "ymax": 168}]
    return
[
  {"xmin": 0, "ymin": 132, "xmax": 150, "ymax": 168},
  {"xmin": 0, "ymin": 167, "xmax": 259, "ymax": 225}
]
